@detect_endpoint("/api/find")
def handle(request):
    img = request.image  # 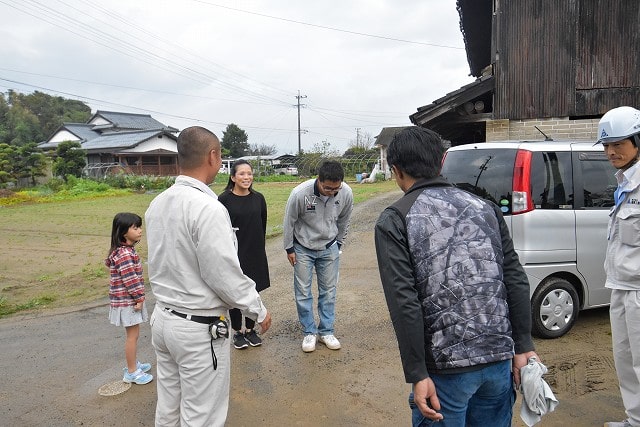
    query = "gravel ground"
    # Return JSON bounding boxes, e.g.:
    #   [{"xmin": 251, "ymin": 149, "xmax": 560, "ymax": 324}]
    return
[{"xmin": 0, "ymin": 188, "xmax": 626, "ymax": 426}]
